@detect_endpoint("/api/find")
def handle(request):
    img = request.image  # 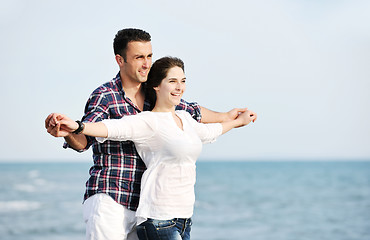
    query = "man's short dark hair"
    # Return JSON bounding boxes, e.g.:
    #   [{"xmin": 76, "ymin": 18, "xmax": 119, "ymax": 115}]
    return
[{"xmin": 113, "ymin": 28, "xmax": 151, "ymax": 60}]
